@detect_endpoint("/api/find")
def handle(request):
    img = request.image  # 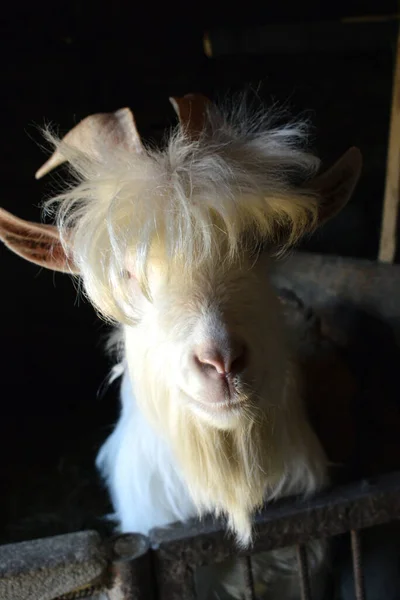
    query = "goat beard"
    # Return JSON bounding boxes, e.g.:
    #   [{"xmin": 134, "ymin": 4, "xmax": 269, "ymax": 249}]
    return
[
  {"xmin": 170, "ymin": 404, "xmax": 282, "ymax": 546},
  {"xmin": 168, "ymin": 398, "xmax": 327, "ymax": 547},
  {"xmin": 135, "ymin": 376, "xmax": 286, "ymax": 546},
  {"xmin": 130, "ymin": 356, "xmax": 327, "ymax": 547}
]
